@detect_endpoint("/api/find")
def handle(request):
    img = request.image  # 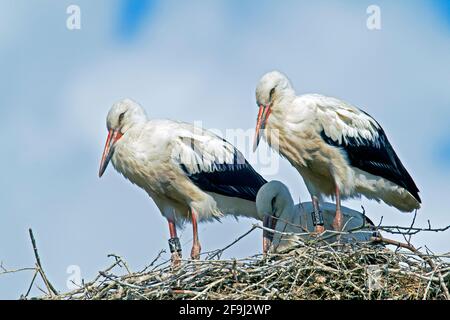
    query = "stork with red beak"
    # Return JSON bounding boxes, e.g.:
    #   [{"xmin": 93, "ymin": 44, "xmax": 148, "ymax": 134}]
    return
[
  {"xmin": 99, "ymin": 99, "xmax": 267, "ymax": 265},
  {"xmin": 253, "ymin": 71, "xmax": 421, "ymax": 232}
]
